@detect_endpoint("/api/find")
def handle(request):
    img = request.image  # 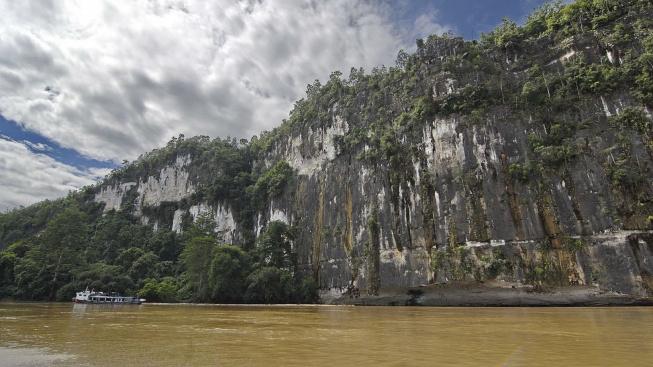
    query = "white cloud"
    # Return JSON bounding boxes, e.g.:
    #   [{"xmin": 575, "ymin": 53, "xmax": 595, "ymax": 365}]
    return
[
  {"xmin": 22, "ymin": 140, "xmax": 53, "ymax": 152},
  {"xmin": 0, "ymin": 0, "xmax": 448, "ymax": 208},
  {"xmin": 0, "ymin": 0, "xmax": 446, "ymax": 164},
  {"xmin": 0, "ymin": 137, "xmax": 110, "ymax": 209},
  {"xmin": 413, "ymin": 13, "xmax": 450, "ymax": 39}
]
